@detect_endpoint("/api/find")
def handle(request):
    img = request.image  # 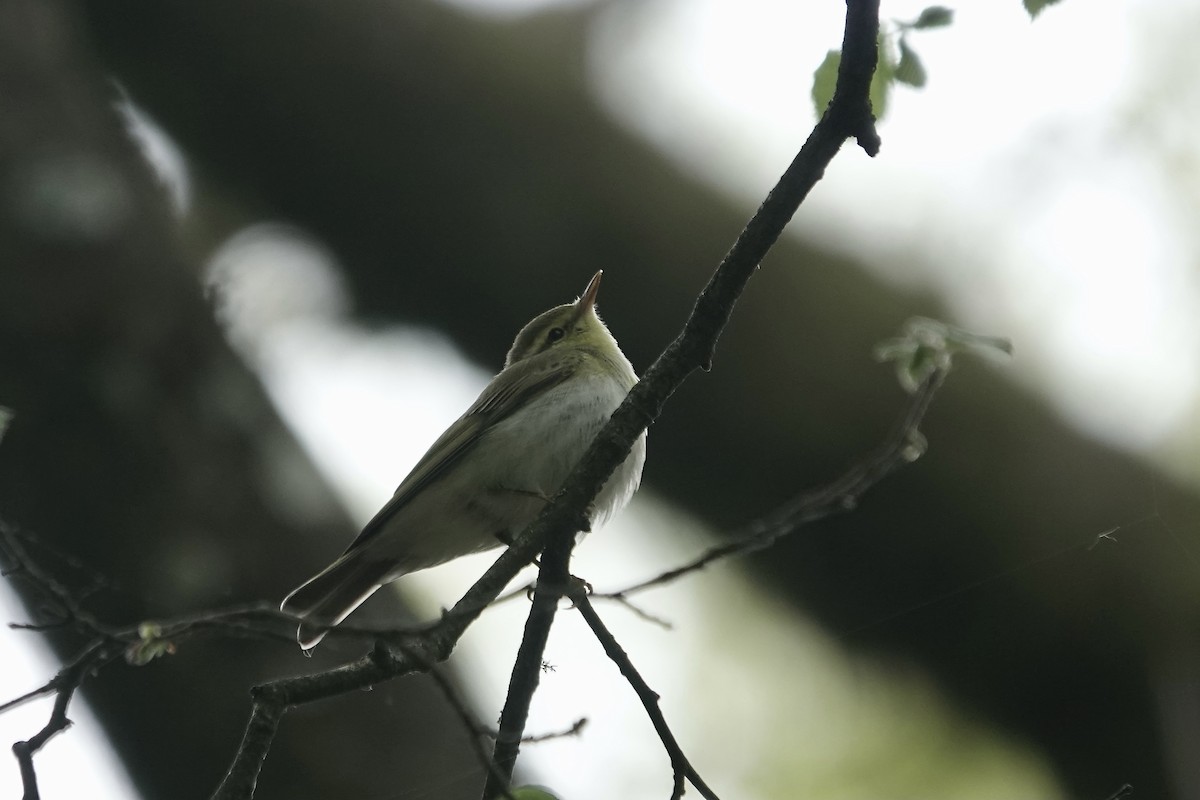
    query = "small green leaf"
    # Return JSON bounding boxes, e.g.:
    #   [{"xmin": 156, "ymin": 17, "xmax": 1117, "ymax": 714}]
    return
[
  {"xmin": 811, "ymin": 49, "xmax": 841, "ymax": 116},
  {"xmin": 901, "ymin": 429, "xmax": 929, "ymax": 462},
  {"xmin": 1023, "ymin": 0, "xmax": 1062, "ymax": 19},
  {"xmin": 509, "ymin": 787, "xmax": 561, "ymax": 800},
  {"xmin": 912, "ymin": 6, "xmax": 954, "ymax": 29},
  {"xmin": 894, "ymin": 39, "xmax": 927, "ymax": 88},
  {"xmin": 812, "ymin": 35, "xmax": 898, "ymax": 121},
  {"xmin": 125, "ymin": 621, "xmax": 177, "ymax": 666},
  {"xmin": 875, "ymin": 317, "xmax": 1012, "ymax": 393}
]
